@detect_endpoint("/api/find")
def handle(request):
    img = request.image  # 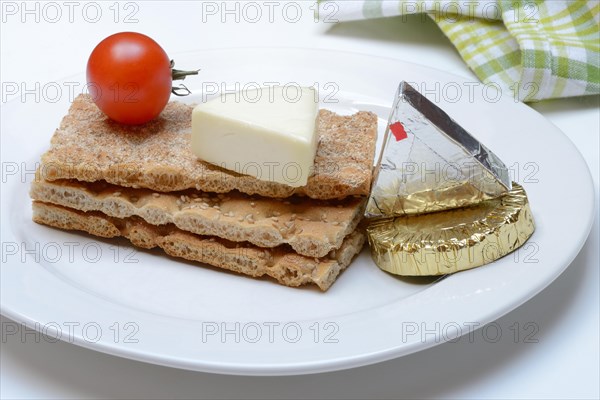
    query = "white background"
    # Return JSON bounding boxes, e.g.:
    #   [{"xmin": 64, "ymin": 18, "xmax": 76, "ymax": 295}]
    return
[{"xmin": 1, "ymin": 1, "xmax": 598, "ymax": 399}]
